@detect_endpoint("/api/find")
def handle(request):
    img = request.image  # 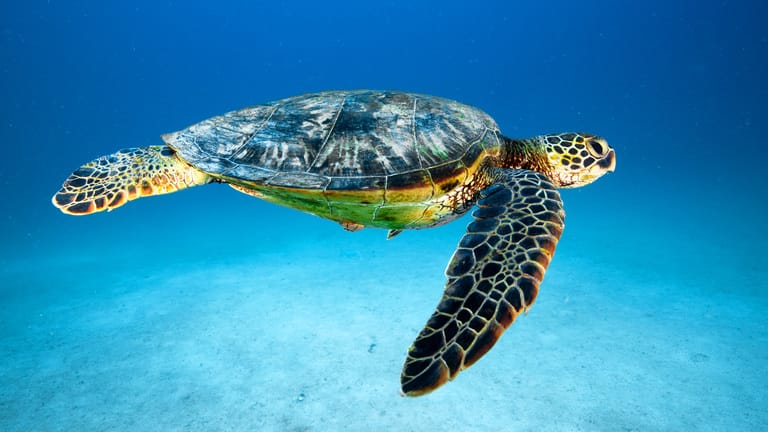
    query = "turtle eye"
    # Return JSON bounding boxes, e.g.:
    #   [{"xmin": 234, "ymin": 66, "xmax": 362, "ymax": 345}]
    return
[{"xmin": 587, "ymin": 139, "xmax": 607, "ymax": 157}]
